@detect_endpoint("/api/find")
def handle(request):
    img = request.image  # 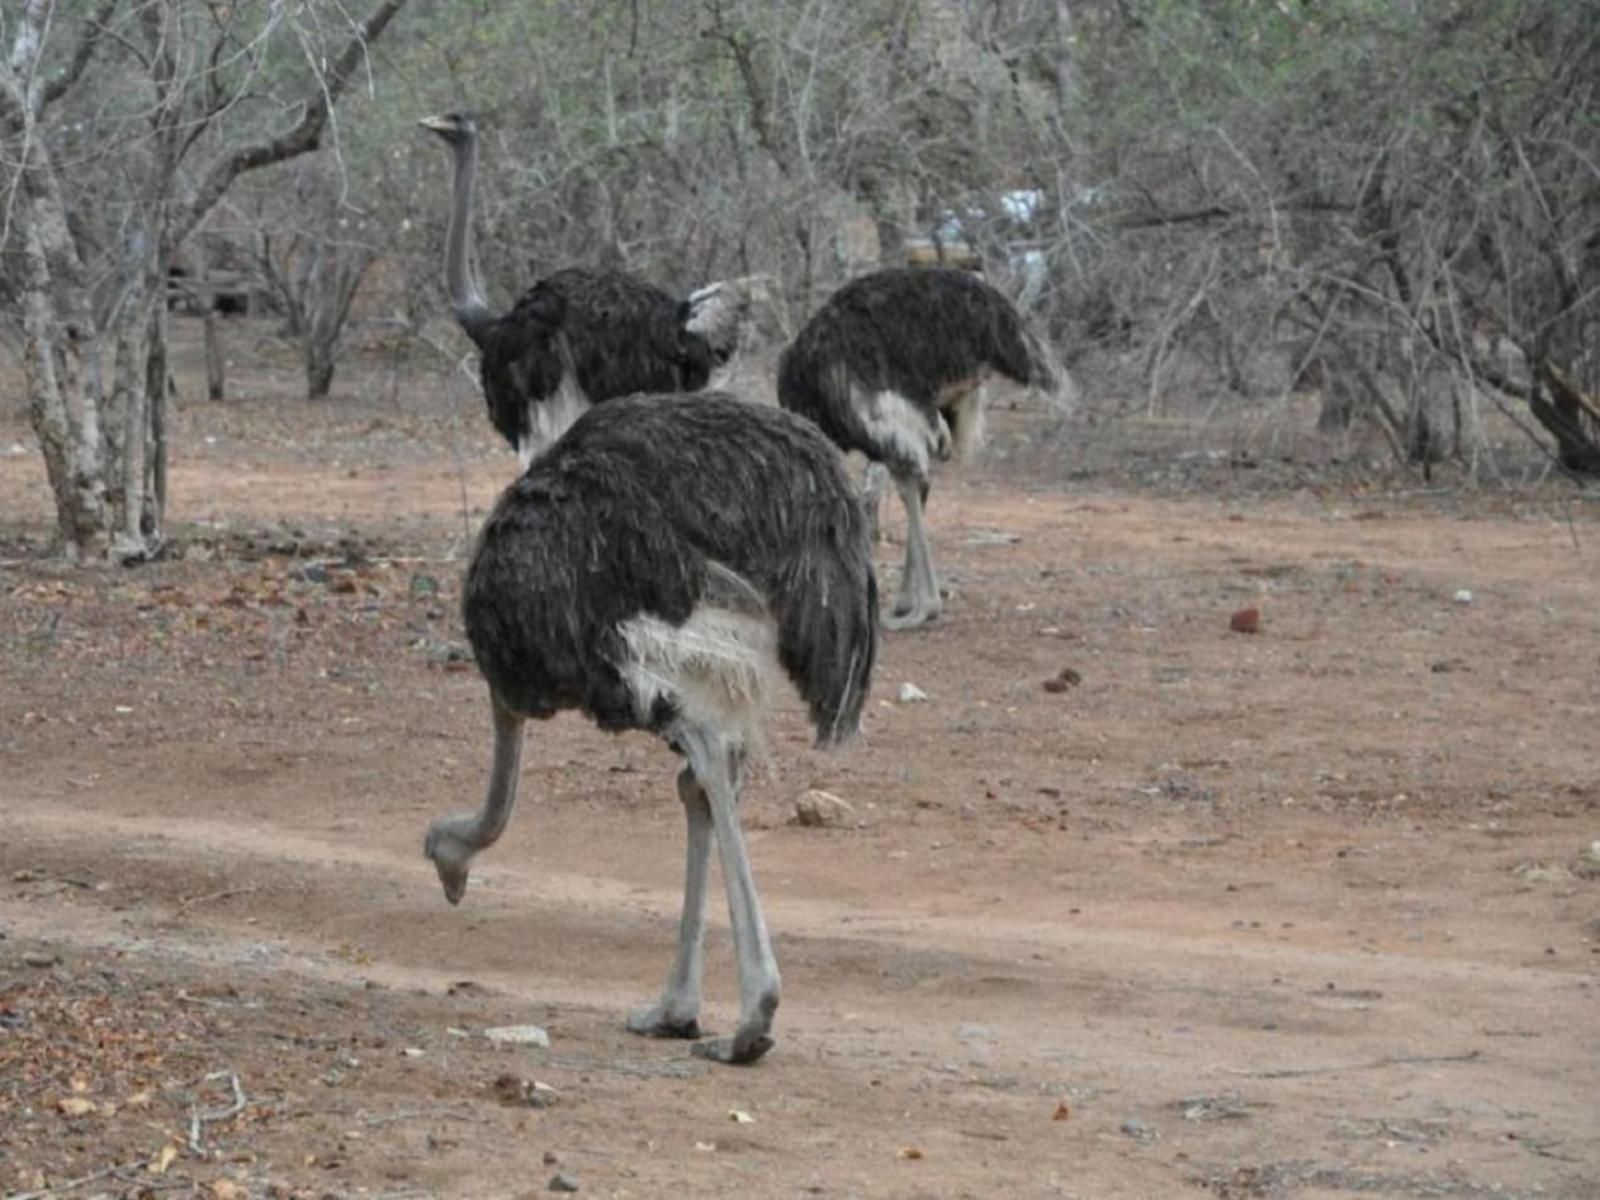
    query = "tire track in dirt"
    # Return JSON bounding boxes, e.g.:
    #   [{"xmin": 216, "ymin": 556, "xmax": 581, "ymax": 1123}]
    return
[{"xmin": 6, "ymin": 795, "xmax": 1596, "ymax": 1200}]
